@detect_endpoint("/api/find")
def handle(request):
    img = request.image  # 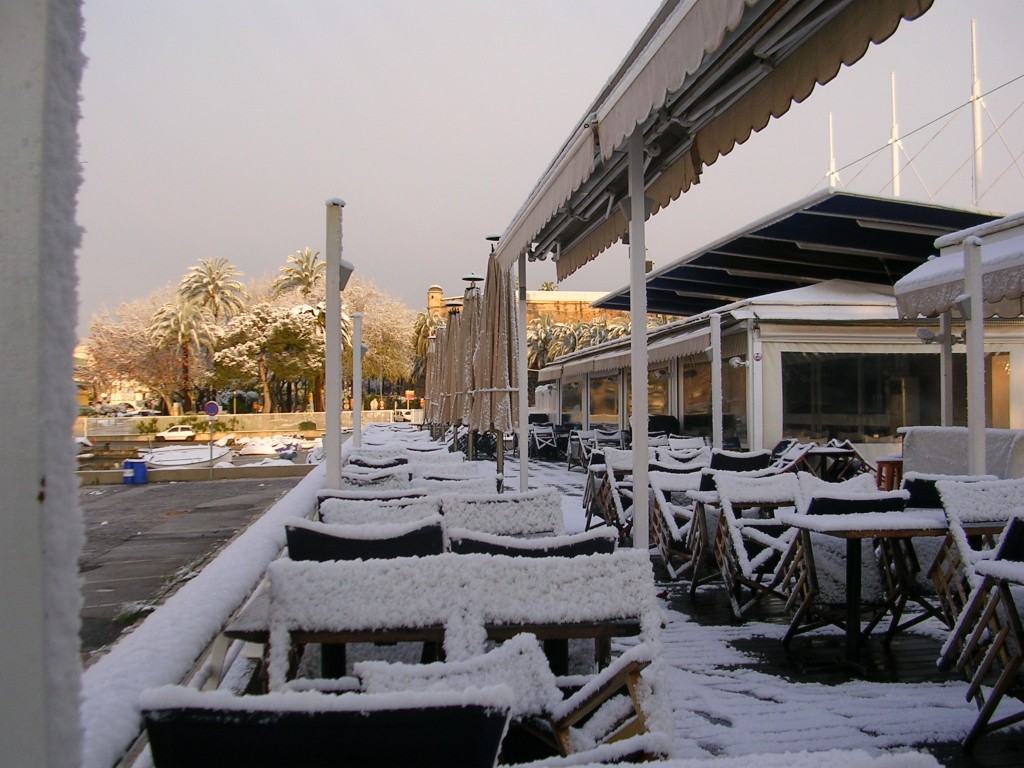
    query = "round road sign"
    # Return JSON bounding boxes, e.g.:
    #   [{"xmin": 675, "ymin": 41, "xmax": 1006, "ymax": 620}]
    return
[{"xmin": 204, "ymin": 401, "xmax": 220, "ymax": 418}]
